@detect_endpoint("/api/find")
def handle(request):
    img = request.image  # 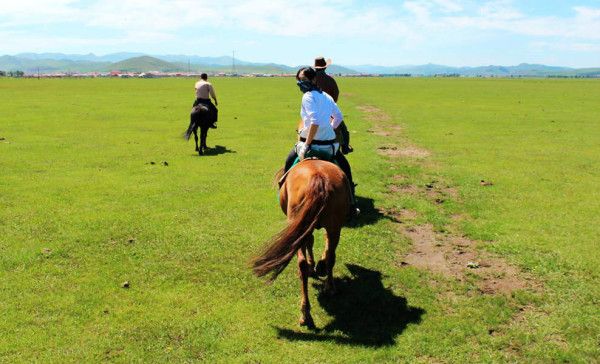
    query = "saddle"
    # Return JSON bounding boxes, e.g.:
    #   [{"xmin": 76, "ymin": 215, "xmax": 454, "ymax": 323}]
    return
[
  {"xmin": 277, "ymin": 158, "xmax": 357, "ymax": 221},
  {"xmin": 190, "ymin": 104, "xmax": 216, "ymax": 127},
  {"xmin": 191, "ymin": 104, "xmax": 209, "ymax": 114},
  {"xmin": 278, "ymin": 155, "xmax": 338, "ymax": 188}
]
